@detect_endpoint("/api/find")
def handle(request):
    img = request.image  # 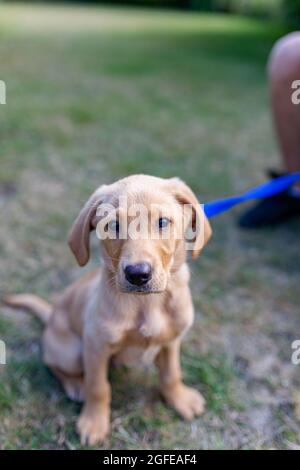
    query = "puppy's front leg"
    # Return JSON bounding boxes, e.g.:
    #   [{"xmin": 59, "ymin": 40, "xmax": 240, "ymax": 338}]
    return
[
  {"xmin": 77, "ymin": 341, "xmax": 111, "ymax": 446},
  {"xmin": 156, "ymin": 338, "xmax": 205, "ymax": 421}
]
